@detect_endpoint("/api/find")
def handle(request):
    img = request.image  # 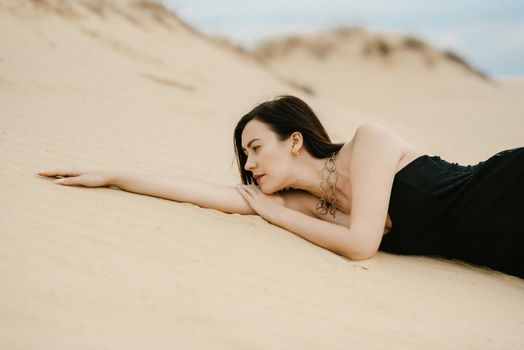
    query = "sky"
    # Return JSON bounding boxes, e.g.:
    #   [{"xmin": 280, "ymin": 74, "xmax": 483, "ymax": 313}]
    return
[{"xmin": 161, "ymin": 0, "xmax": 524, "ymax": 78}]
